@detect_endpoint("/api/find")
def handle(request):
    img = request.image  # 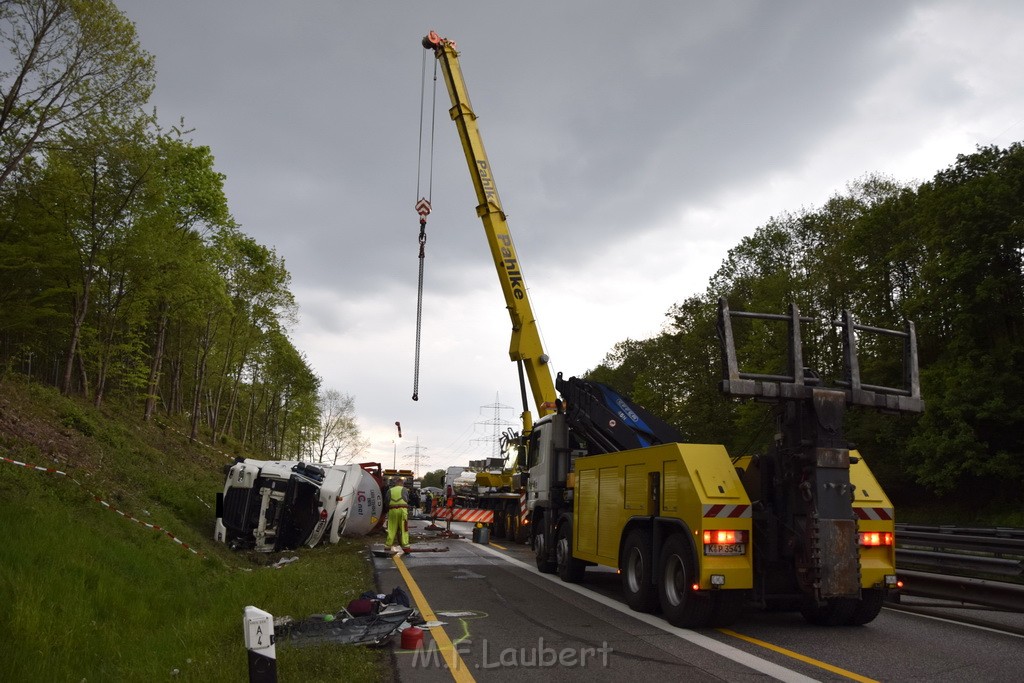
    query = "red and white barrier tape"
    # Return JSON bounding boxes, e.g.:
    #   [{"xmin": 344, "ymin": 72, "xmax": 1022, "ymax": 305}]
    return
[{"xmin": 1, "ymin": 454, "xmax": 202, "ymax": 557}]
